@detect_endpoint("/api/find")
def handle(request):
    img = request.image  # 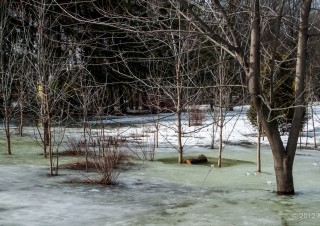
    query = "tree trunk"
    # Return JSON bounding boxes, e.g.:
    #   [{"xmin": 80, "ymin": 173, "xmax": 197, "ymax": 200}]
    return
[
  {"xmin": 18, "ymin": 101, "xmax": 23, "ymax": 137},
  {"xmin": 175, "ymin": 7, "xmax": 183, "ymax": 164},
  {"xmin": 247, "ymin": 0, "xmax": 295, "ymax": 194},
  {"xmin": 274, "ymin": 155, "xmax": 294, "ymax": 195},
  {"xmin": 48, "ymin": 114, "xmax": 53, "ymax": 176},
  {"xmin": 286, "ymin": 0, "xmax": 312, "ymax": 154},
  {"xmin": 4, "ymin": 103, "xmax": 11, "ymax": 155},
  {"xmin": 55, "ymin": 146, "xmax": 59, "ymax": 176},
  {"xmin": 248, "ymin": 0, "xmax": 312, "ymax": 195},
  {"xmin": 210, "ymin": 106, "xmax": 216, "ymax": 149},
  {"xmin": 276, "ymin": 0, "xmax": 312, "ymax": 195},
  {"xmin": 177, "ymin": 77, "xmax": 183, "ymax": 163},
  {"xmin": 178, "ymin": 143, "xmax": 183, "ymax": 164},
  {"xmin": 311, "ymin": 106, "xmax": 317, "ymax": 148},
  {"xmin": 218, "ymin": 89, "xmax": 223, "ymax": 168},
  {"xmin": 18, "ymin": 80, "xmax": 24, "ymax": 137},
  {"xmin": 218, "ymin": 49, "xmax": 225, "ymax": 167},
  {"xmin": 257, "ymin": 114, "xmax": 261, "ymax": 173}
]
